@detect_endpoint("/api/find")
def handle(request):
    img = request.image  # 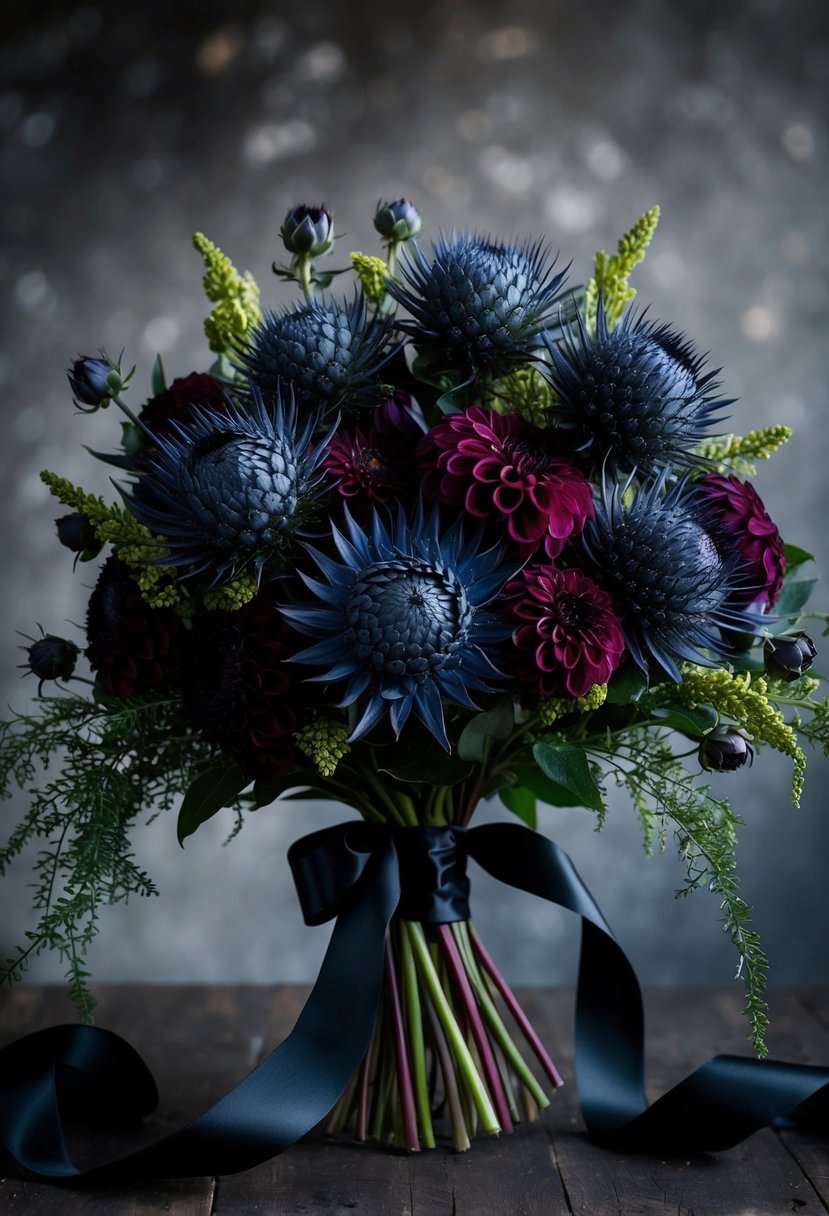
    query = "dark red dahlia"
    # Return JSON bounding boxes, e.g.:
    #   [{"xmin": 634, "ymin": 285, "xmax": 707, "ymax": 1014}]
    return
[
  {"xmin": 138, "ymin": 372, "xmax": 228, "ymax": 445},
  {"xmin": 418, "ymin": 406, "xmax": 594, "ymax": 557},
  {"xmin": 503, "ymin": 565, "xmax": 626, "ymax": 698},
  {"xmin": 183, "ymin": 589, "xmax": 299, "ymax": 781},
  {"xmin": 86, "ymin": 557, "xmax": 181, "ymax": 696},
  {"xmin": 324, "ymin": 390, "xmax": 426, "ymax": 507},
  {"xmin": 697, "ymin": 473, "xmax": 786, "ymax": 610}
]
